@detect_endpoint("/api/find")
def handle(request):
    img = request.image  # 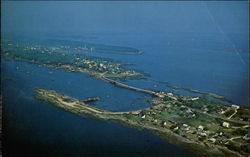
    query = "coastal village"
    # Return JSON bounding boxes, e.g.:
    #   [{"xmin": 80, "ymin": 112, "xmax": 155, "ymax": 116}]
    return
[
  {"xmin": 132, "ymin": 91, "xmax": 249, "ymax": 156},
  {"xmin": 1, "ymin": 40, "xmax": 143, "ymax": 79},
  {"xmin": 2, "ymin": 39, "xmax": 250, "ymax": 157},
  {"xmin": 34, "ymin": 87, "xmax": 249, "ymax": 157}
]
